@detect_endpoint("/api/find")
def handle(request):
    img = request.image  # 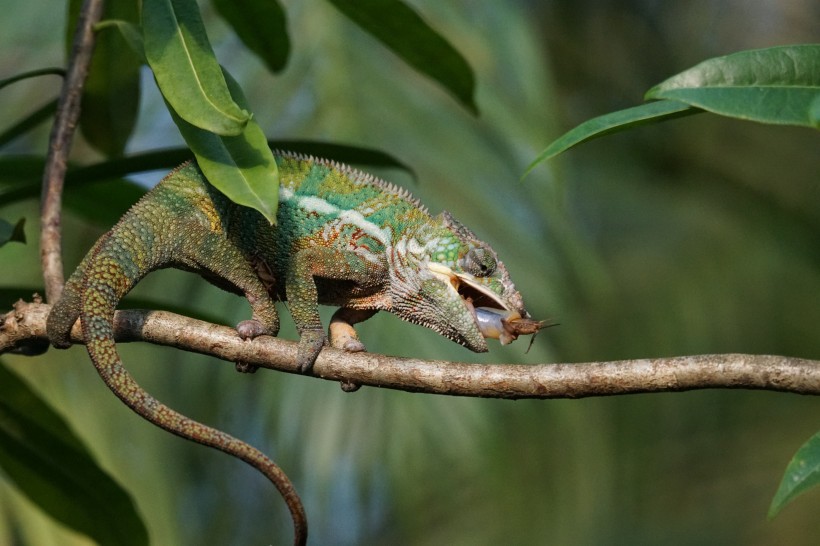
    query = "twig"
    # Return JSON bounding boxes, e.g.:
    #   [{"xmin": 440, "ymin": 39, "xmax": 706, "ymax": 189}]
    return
[
  {"xmin": 39, "ymin": 0, "xmax": 105, "ymax": 304},
  {"xmin": 4, "ymin": 302, "xmax": 819, "ymax": 398}
]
